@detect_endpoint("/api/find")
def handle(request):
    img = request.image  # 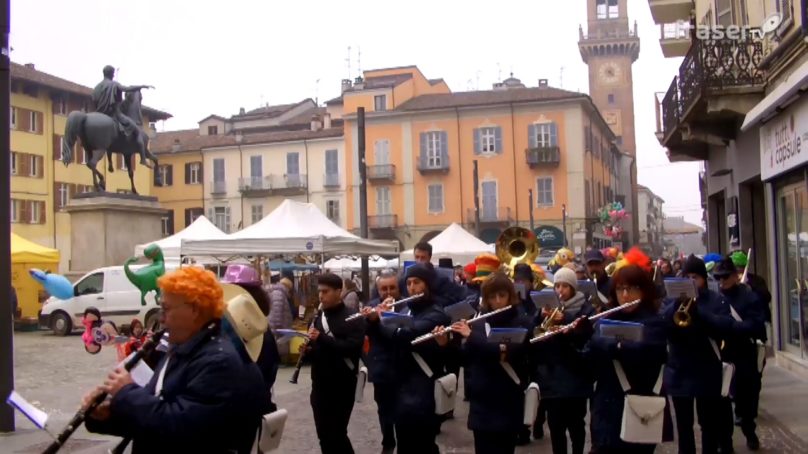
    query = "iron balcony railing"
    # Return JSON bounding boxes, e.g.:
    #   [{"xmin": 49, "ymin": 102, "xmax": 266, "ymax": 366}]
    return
[
  {"xmin": 210, "ymin": 180, "xmax": 227, "ymax": 194},
  {"xmin": 368, "ymin": 214, "xmax": 397, "ymax": 229},
  {"xmin": 526, "ymin": 146, "xmax": 561, "ymax": 167},
  {"xmin": 367, "ymin": 164, "xmax": 396, "ymax": 181},
  {"xmin": 323, "ymin": 173, "xmax": 340, "ymax": 188},
  {"xmin": 238, "ymin": 176, "xmax": 272, "ymax": 192}
]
